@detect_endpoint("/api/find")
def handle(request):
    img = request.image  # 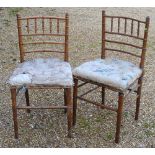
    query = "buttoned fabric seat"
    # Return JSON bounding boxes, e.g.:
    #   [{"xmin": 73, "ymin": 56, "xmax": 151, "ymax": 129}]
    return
[
  {"xmin": 73, "ymin": 58, "xmax": 142, "ymax": 90},
  {"xmin": 8, "ymin": 58, "xmax": 73, "ymax": 87}
]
